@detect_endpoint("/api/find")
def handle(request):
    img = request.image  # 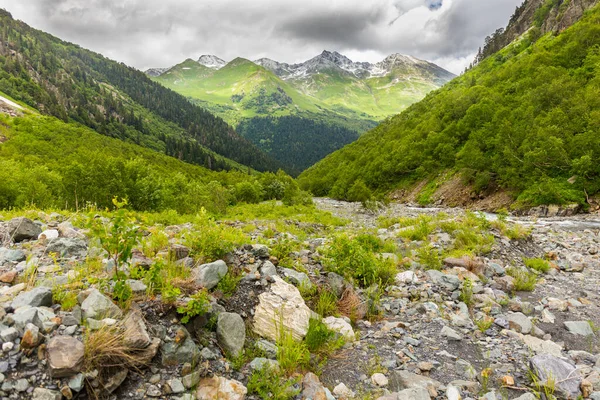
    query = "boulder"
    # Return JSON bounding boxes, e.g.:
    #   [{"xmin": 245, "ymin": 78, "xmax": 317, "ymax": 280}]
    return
[
  {"xmin": 217, "ymin": 312, "xmax": 246, "ymax": 358},
  {"xmin": 497, "ymin": 312, "xmax": 533, "ymax": 334},
  {"xmin": 529, "ymin": 354, "xmax": 582, "ymax": 399},
  {"xmin": 21, "ymin": 323, "xmax": 42, "ymax": 348},
  {"xmin": 47, "ymin": 336, "xmax": 84, "ymax": 378},
  {"xmin": 253, "ymin": 276, "xmax": 312, "ymax": 341},
  {"xmin": 11, "ymin": 287, "xmax": 53, "ymax": 309},
  {"xmin": 564, "ymin": 321, "xmax": 595, "ymax": 336},
  {"xmin": 281, "ymin": 268, "xmax": 312, "ymax": 288},
  {"xmin": 161, "ymin": 328, "xmax": 200, "ymax": 366},
  {"xmin": 427, "ymin": 270, "xmax": 459, "ymax": 291},
  {"xmin": 0, "ymin": 248, "xmax": 26, "ymax": 263},
  {"xmin": 8, "ymin": 217, "xmax": 41, "ymax": 242},
  {"xmin": 259, "ymin": 261, "xmax": 277, "ymax": 277},
  {"xmin": 196, "ymin": 376, "xmax": 247, "ymax": 400},
  {"xmin": 302, "ymin": 372, "xmax": 327, "ymax": 400},
  {"xmin": 81, "ymin": 289, "xmax": 122, "ymax": 320},
  {"xmin": 192, "ymin": 260, "xmax": 228, "ymax": 290},
  {"xmin": 46, "ymin": 238, "xmax": 87, "ymax": 258},
  {"xmin": 323, "ymin": 316, "xmax": 355, "ymax": 341},
  {"xmin": 395, "ymin": 271, "xmax": 418, "ymax": 285},
  {"xmin": 389, "ymin": 370, "xmax": 442, "ymax": 394},
  {"xmin": 441, "ymin": 326, "xmax": 463, "ymax": 341},
  {"xmin": 123, "ymin": 303, "xmax": 151, "ymax": 348},
  {"xmin": 252, "ymin": 244, "xmax": 270, "ymax": 258},
  {"xmin": 332, "ymin": 383, "xmax": 355, "ymax": 398}
]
